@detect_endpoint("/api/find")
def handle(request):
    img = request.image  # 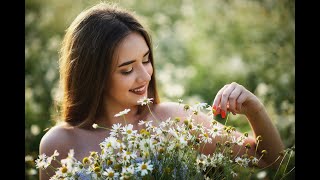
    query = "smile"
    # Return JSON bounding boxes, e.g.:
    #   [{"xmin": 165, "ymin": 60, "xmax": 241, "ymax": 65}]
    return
[{"xmin": 129, "ymin": 85, "xmax": 147, "ymax": 95}]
